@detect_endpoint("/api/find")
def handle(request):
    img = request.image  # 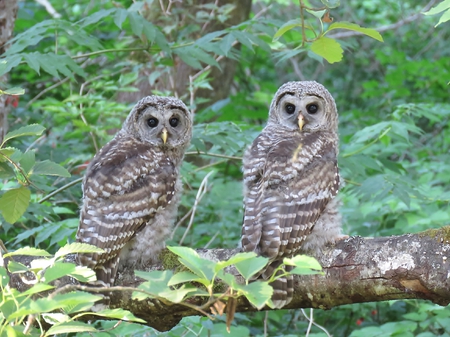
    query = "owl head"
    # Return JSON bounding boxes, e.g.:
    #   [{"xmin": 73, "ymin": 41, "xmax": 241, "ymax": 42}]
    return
[
  {"xmin": 268, "ymin": 81, "xmax": 338, "ymax": 133},
  {"xmin": 123, "ymin": 96, "xmax": 193, "ymax": 149}
]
